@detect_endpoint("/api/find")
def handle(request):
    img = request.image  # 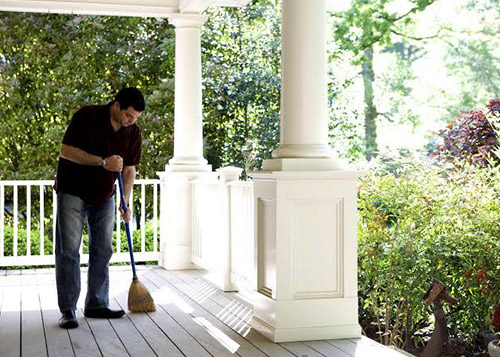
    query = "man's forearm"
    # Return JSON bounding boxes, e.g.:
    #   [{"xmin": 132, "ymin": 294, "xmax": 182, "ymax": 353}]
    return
[
  {"xmin": 122, "ymin": 166, "xmax": 136, "ymax": 204},
  {"xmin": 60, "ymin": 144, "xmax": 102, "ymax": 166}
]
